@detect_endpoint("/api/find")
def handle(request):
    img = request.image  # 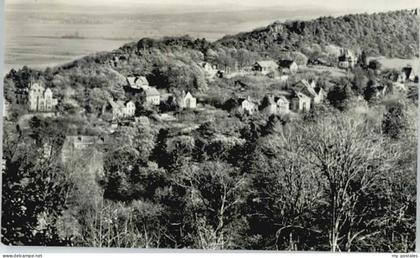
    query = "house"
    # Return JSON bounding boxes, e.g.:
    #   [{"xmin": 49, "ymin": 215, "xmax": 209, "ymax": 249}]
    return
[
  {"xmin": 142, "ymin": 86, "xmax": 160, "ymax": 105},
  {"xmin": 28, "ymin": 82, "xmax": 58, "ymax": 112},
  {"xmin": 290, "ymin": 91, "xmax": 311, "ymax": 112},
  {"xmin": 294, "ymin": 79, "xmax": 325, "ymax": 104},
  {"xmin": 216, "ymin": 70, "xmax": 225, "ymax": 78},
  {"xmin": 16, "ymin": 88, "xmax": 28, "ymax": 105},
  {"xmin": 239, "ymin": 97, "xmax": 258, "ymax": 115},
  {"xmin": 3, "ymin": 98, "xmax": 9, "ymax": 118},
  {"xmin": 135, "ymin": 116, "xmax": 150, "ymax": 125},
  {"xmin": 375, "ymin": 85, "xmax": 388, "ymax": 98},
  {"xmin": 338, "ymin": 49, "xmax": 356, "ymax": 69},
  {"xmin": 278, "ymin": 60, "xmax": 298, "ymax": 74},
  {"xmin": 391, "ymin": 82, "xmax": 408, "ymax": 94},
  {"xmin": 105, "ymin": 100, "xmax": 136, "ymax": 120},
  {"xmin": 253, "ymin": 60, "xmax": 279, "ymax": 75},
  {"xmin": 260, "ymin": 95, "xmax": 277, "ymax": 115},
  {"xmin": 200, "ymin": 62, "xmax": 218, "ymax": 78},
  {"xmin": 124, "ymin": 101, "xmax": 136, "ymax": 116},
  {"xmin": 275, "ymin": 96, "xmax": 290, "ymax": 114},
  {"xmin": 127, "ymin": 76, "xmax": 149, "ymax": 89},
  {"xmin": 179, "ymin": 91, "xmax": 197, "ymax": 109},
  {"xmin": 260, "ymin": 95, "xmax": 290, "ymax": 115},
  {"xmin": 309, "ymin": 58, "xmax": 330, "ymax": 66},
  {"xmin": 399, "ymin": 67, "xmax": 418, "ymax": 82}
]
